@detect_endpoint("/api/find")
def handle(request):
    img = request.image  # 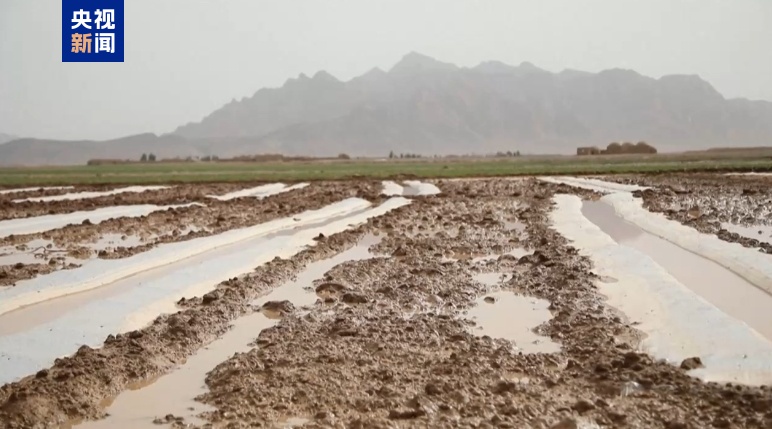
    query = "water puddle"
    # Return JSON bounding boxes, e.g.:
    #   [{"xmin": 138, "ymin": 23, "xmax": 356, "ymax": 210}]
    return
[
  {"xmin": 273, "ymin": 417, "xmax": 310, "ymax": 428},
  {"xmin": 503, "ymin": 220, "xmax": 526, "ymax": 233},
  {"xmin": 721, "ymin": 223, "xmax": 772, "ymax": 247},
  {"xmin": 77, "ymin": 235, "xmax": 381, "ymax": 428},
  {"xmin": 582, "ymin": 200, "xmax": 772, "ymax": 342},
  {"xmin": 468, "ymin": 273, "xmax": 559, "ymax": 353},
  {"xmin": 0, "ymin": 239, "xmax": 57, "ymax": 266},
  {"xmin": 503, "ymin": 371, "xmax": 531, "ymax": 385},
  {"xmin": 87, "ymin": 233, "xmax": 145, "ymax": 252},
  {"xmin": 1, "ymin": 233, "xmax": 156, "ymax": 268},
  {"xmin": 473, "ymin": 272, "xmax": 512, "ymax": 286},
  {"xmin": 468, "ymin": 291, "xmax": 559, "ymax": 353},
  {"xmin": 472, "ymin": 248, "xmax": 531, "ymax": 264},
  {"xmin": 254, "ymin": 234, "xmax": 381, "ymax": 308}
]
